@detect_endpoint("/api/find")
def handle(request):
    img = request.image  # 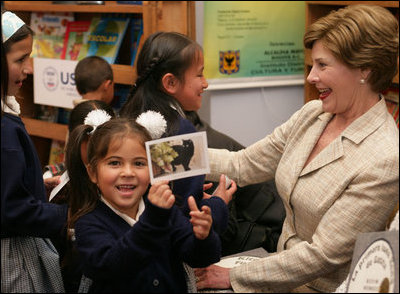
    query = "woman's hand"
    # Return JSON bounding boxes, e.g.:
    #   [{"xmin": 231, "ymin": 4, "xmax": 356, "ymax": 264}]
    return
[
  {"xmin": 188, "ymin": 196, "xmax": 212, "ymax": 240},
  {"xmin": 194, "ymin": 264, "xmax": 232, "ymax": 289},
  {"xmin": 148, "ymin": 180, "xmax": 175, "ymax": 209}
]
